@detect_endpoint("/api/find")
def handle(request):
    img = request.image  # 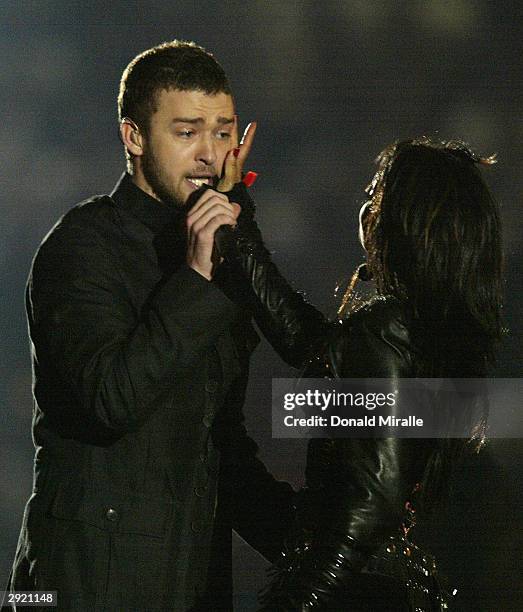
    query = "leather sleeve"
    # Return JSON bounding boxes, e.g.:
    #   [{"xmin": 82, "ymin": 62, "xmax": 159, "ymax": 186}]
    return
[
  {"xmin": 222, "ymin": 183, "xmax": 328, "ymax": 368},
  {"xmin": 27, "ymin": 219, "xmax": 237, "ymax": 438},
  {"xmin": 259, "ymin": 301, "xmax": 437, "ymax": 610}
]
